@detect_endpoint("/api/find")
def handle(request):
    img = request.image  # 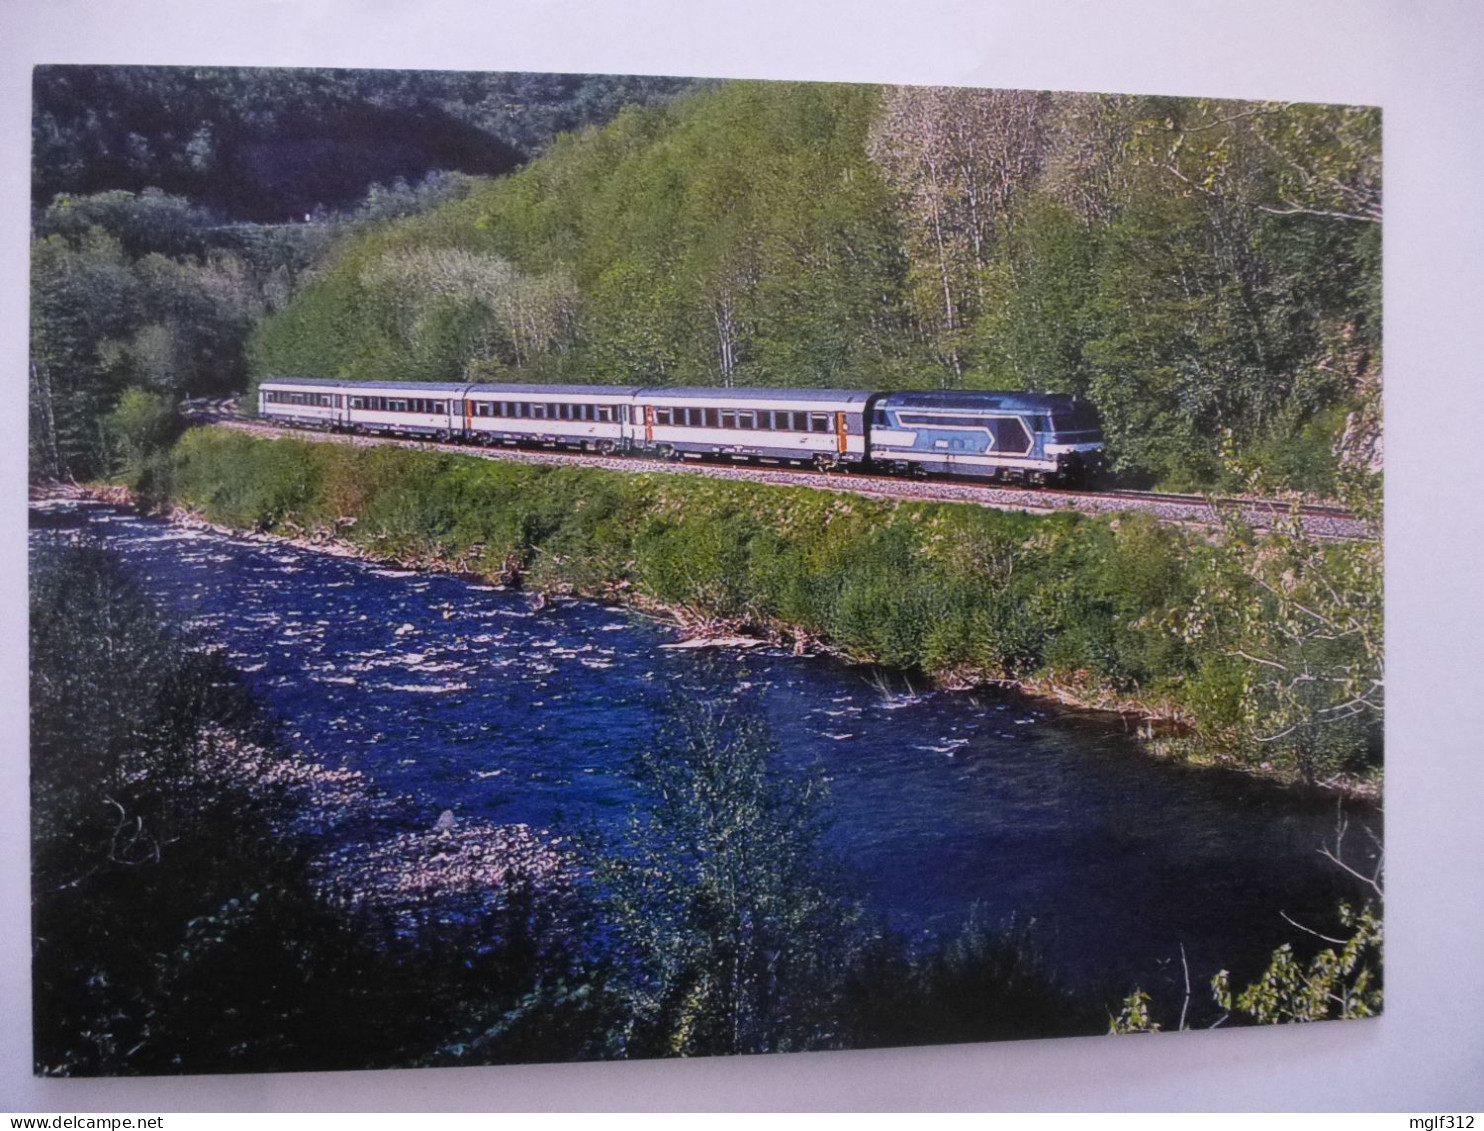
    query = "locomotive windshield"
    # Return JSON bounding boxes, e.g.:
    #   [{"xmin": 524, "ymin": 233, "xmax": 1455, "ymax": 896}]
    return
[{"xmin": 1050, "ymin": 404, "xmax": 1102, "ymax": 435}]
